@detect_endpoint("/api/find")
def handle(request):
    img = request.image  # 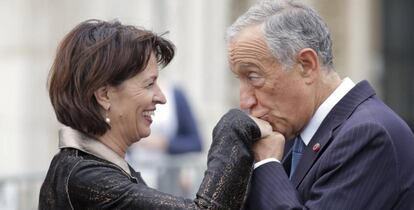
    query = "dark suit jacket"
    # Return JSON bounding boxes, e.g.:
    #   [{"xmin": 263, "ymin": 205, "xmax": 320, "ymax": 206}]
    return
[{"xmin": 244, "ymin": 81, "xmax": 414, "ymax": 210}]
